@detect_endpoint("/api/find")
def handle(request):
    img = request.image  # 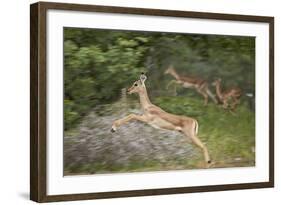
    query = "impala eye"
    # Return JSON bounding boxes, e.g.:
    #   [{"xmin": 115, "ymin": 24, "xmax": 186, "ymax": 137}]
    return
[{"xmin": 134, "ymin": 83, "xmax": 138, "ymax": 86}]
